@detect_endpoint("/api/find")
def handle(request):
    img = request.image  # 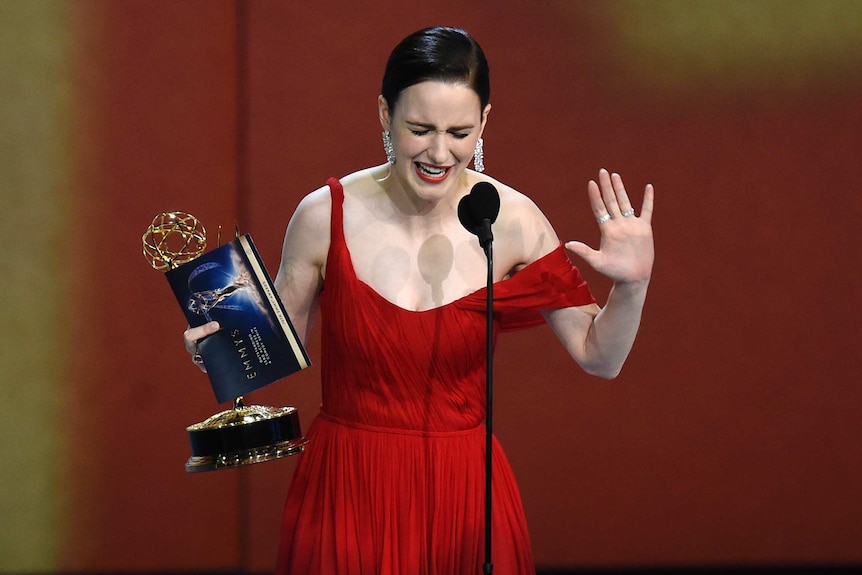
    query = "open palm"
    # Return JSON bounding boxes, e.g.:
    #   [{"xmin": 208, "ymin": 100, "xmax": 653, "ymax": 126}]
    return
[{"xmin": 565, "ymin": 169, "xmax": 654, "ymax": 284}]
